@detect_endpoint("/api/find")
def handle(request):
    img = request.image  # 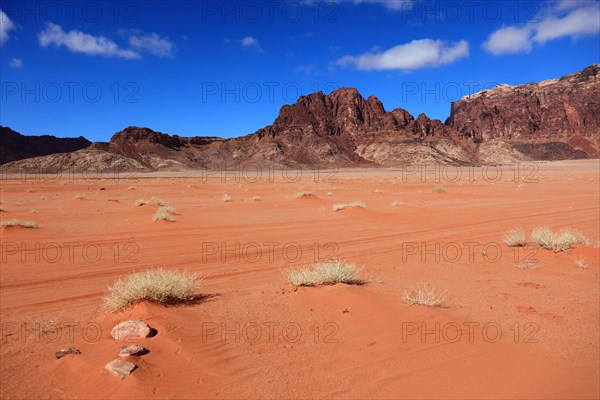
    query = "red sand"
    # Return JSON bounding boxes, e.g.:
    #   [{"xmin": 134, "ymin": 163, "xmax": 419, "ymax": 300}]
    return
[{"xmin": 1, "ymin": 160, "xmax": 598, "ymax": 399}]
